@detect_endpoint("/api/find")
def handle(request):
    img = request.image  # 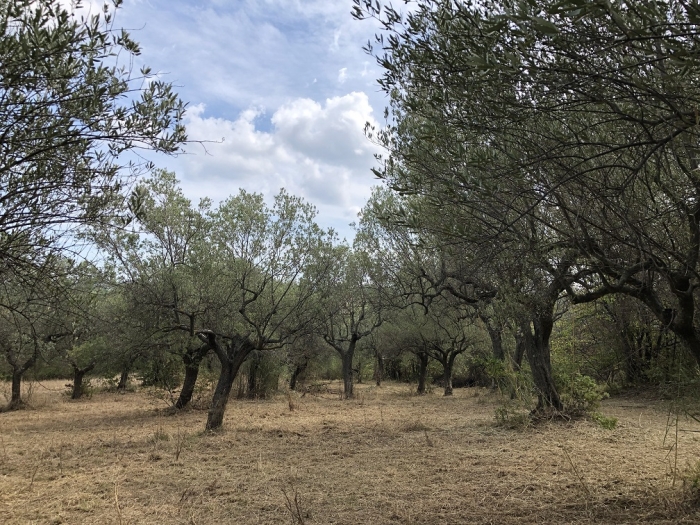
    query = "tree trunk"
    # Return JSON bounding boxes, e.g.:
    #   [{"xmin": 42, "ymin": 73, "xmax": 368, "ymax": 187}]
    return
[
  {"xmin": 416, "ymin": 351, "xmax": 429, "ymax": 394},
  {"xmin": 341, "ymin": 344, "xmax": 356, "ymax": 399},
  {"xmin": 117, "ymin": 368, "xmax": 130, "ymax": 391},
  {"xmin": 480, "ymin": 314, "xmax": 505, "ymax": 361},
  {"xmin": 374, "ymin": 351, "xmax": 384, "ymax": 387},
  {"xmin": 176, "ymin": 364, "xmax": 200, "ymax": 409},
  {"xmin": 513, "ymin": 331, "xmax": 526, "ymax": 372},
  {"xmin": 443, "ymin": 357, "xmax": 454, "ymax": 396},
  {"xmin": 6, "ymin": 355, "xmax": 36, "ymax": 410},
  {"xmin": 207, "ymin": 359, "xmax": 238, "ymax": 430},
  {"xmin": 176, "ymin": 344, "xmax": 210, "ymax": 409},
  {"xmin": 9, "ymin": 369, "xmax": 23, "ymax": 409},
  {"xmin": 247, "ymin": 351, "xmax": 260, "ymax": 399},
  {"xmin": 520, "ymin": 315, "xmax": 562, "ymax": 411},
  {"xmin": 289, "ymin": 360, "xmax": 307, "ymax": 391},
  {"xmin": 71, "ymin": 362, "xmax": 95, "ymax": 400},
  {"xmin": 205, "ymin": 334, "xmax": 255, "ymax": 431}
]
